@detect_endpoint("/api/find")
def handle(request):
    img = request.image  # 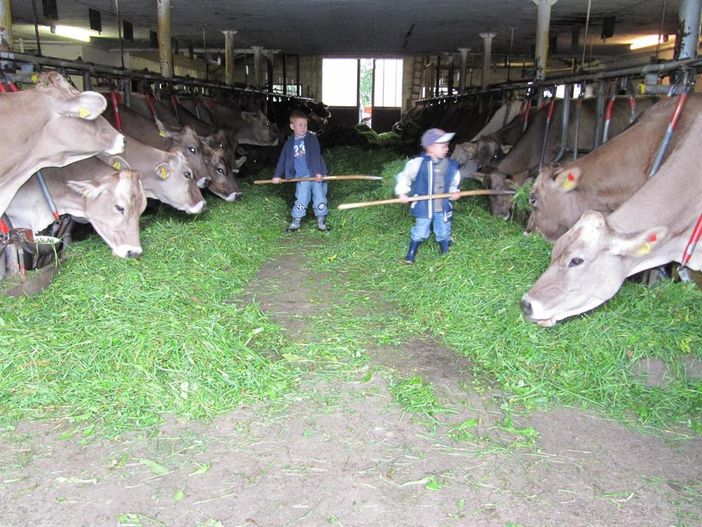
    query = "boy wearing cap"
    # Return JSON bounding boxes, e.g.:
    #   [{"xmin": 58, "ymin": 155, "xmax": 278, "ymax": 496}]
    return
[{"xmin": 395, "ymin": 128, "xmax": 461, "ymax": 264}]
